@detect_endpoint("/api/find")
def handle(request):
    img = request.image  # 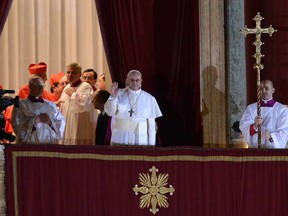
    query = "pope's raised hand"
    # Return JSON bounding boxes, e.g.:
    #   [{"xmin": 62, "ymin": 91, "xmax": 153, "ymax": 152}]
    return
[{"xmin": 111, "ymin": 82, "xmax": 119, "ymax": 97}]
